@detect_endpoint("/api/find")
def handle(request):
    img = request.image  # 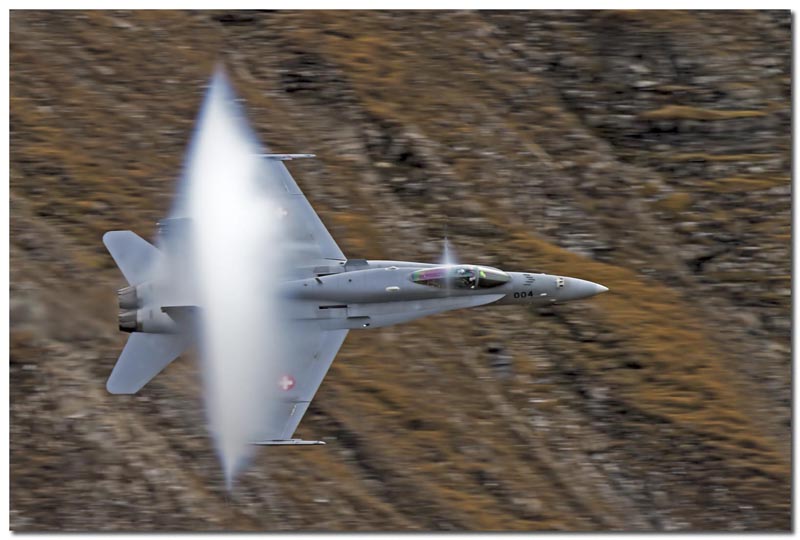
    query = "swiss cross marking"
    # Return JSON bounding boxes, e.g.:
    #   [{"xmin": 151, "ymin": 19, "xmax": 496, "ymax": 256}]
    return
[{"xmin": 278, "ymin": 375, "xmax": 296, "ymax": 391}]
